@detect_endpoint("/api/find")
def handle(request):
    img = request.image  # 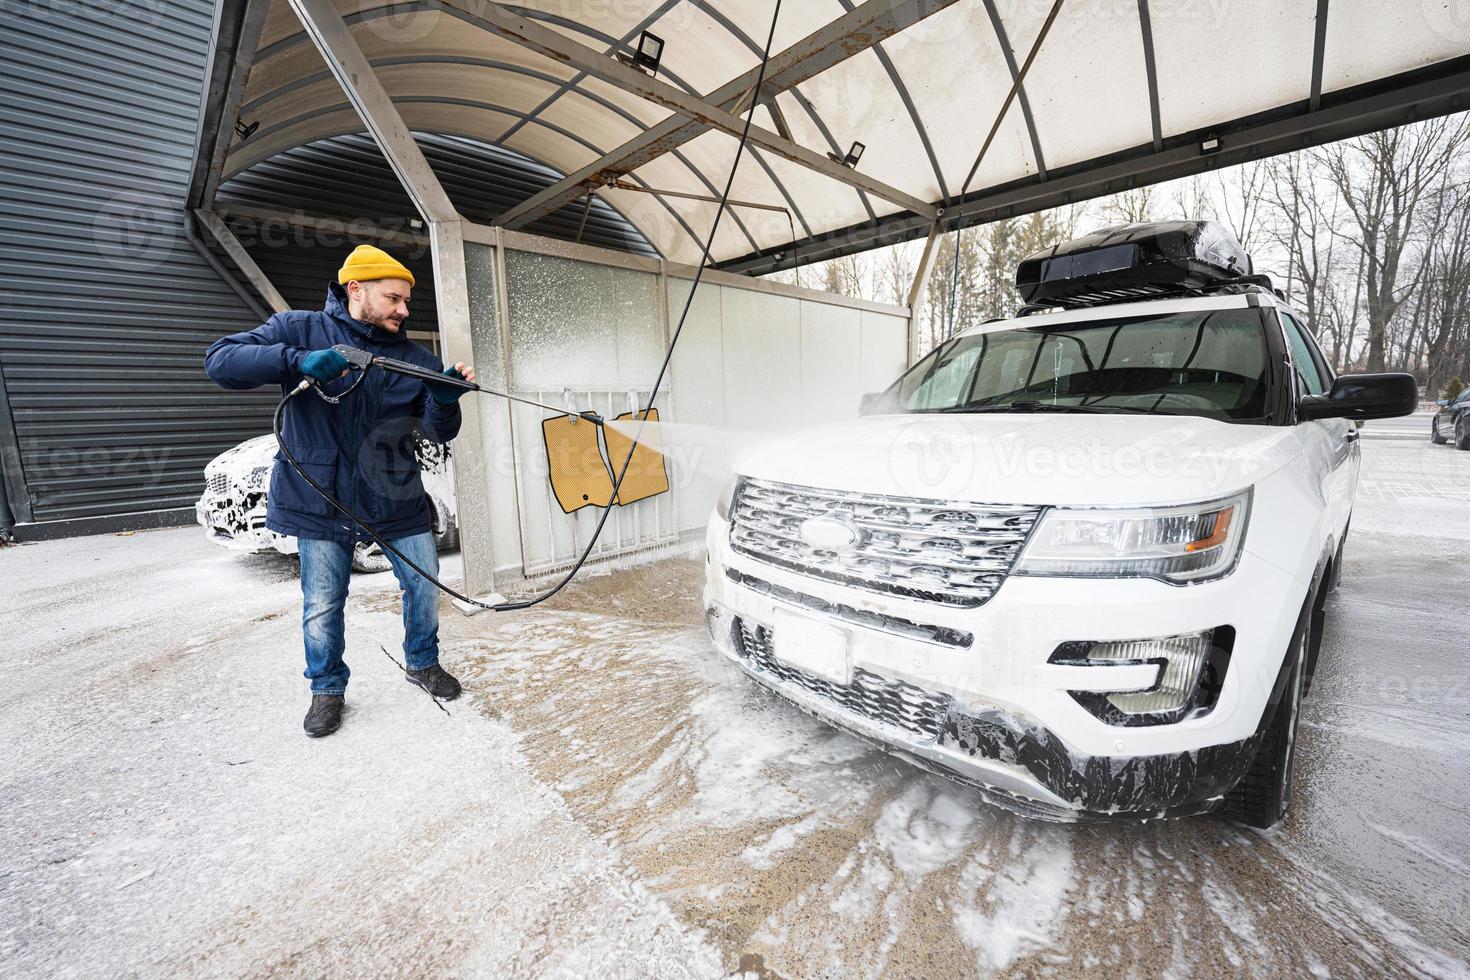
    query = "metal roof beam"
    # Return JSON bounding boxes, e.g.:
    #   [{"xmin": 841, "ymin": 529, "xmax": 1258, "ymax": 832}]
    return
[
  {"xmin": 1310, "ymin": 0, "xmax": 1330, "ymax": 111},
  {"xmin": 188, "ymin": 0, "xmax": 269, "ymax": 211},
  {"xmin": 481, "ymin": 0, "xmax": 957, "ymax": 229},
  {"xmin": 718, "ymin": 56, "xmax": 1470, "ymax": 275},
  {"xmin": 1136, "ymin": 0, "xmax": 1163, "ymax": 152},
  {"xmin": 287, "ymin": 0, "xmax": 459, "ymax": 223},
  {"xmin": 218, "ymin": 204, "xmax": 431, "ymax": 247},
  {"xmin": 195, "ymin": 209, "xmax": 290, "ymax": 313}
]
